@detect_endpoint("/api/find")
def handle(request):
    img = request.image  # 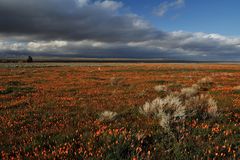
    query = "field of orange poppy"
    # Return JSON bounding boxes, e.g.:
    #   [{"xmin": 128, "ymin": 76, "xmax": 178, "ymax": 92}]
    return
[{"xmin": 0, "ymin": 63, "xmax": 240, "ymax": 159}]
